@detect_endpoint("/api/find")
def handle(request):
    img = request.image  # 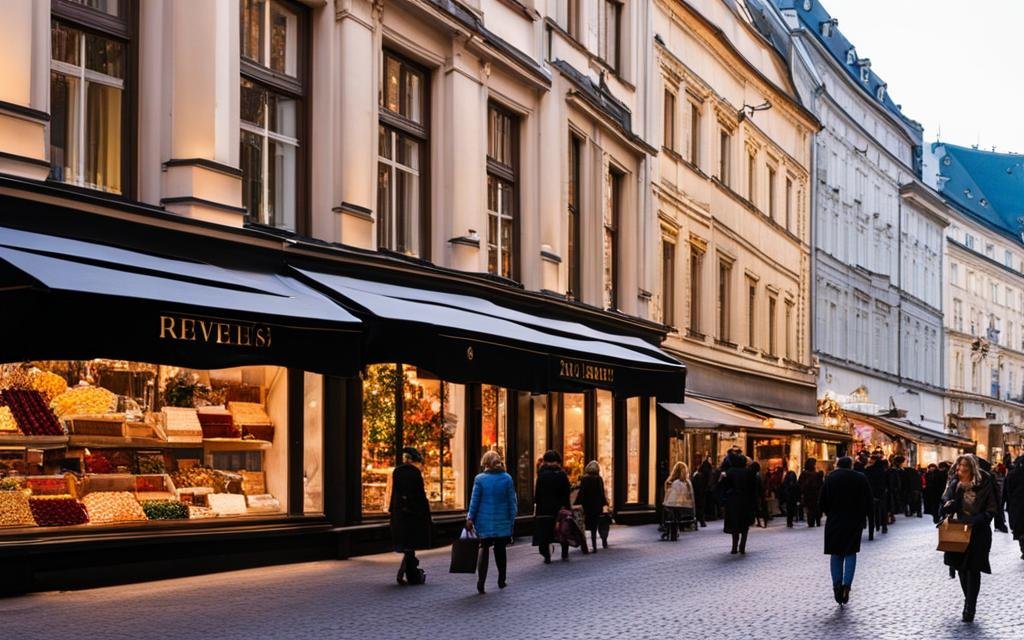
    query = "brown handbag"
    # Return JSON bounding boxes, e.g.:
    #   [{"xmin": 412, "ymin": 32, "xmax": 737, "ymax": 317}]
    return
[{"xmin": 937, "ymin": 518, "xmax": 972, "ymax": 553}]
